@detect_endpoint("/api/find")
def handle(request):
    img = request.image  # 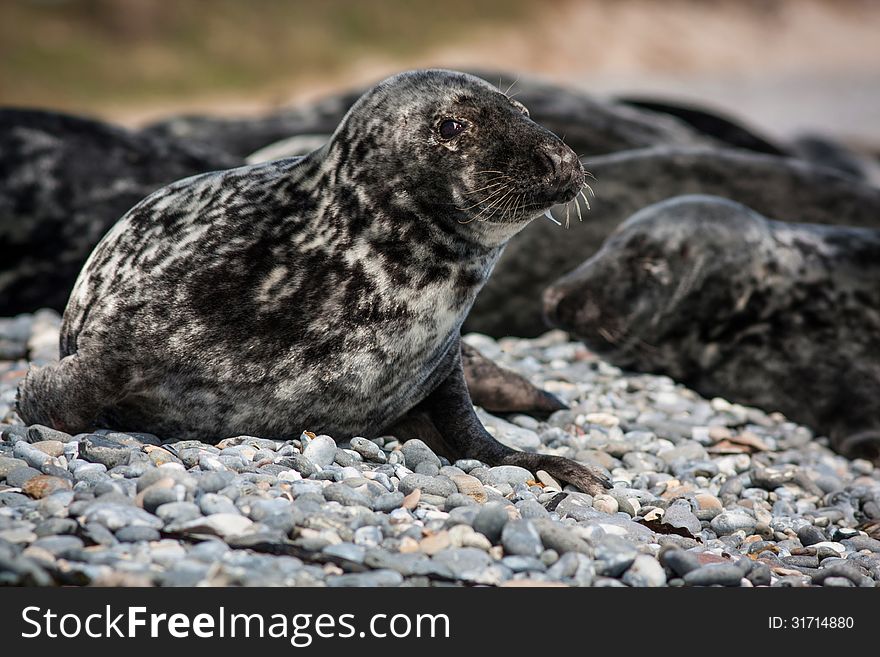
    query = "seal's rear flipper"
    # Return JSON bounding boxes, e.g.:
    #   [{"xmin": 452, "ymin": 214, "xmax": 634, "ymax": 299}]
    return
[
  {"xmin": 393, "ymin": 339, "xmax": 610, "ymax": 495},
  {"xmin": 16, "ymin": 355, "xmax": 109, "ymax": 434},
  {"xmin": 834, "ymin": 430, "xmax": 880, "ymax": 464},
  {"xmin": 461, "ymin": 342, "xmax": 567, "ymax": 417}
]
